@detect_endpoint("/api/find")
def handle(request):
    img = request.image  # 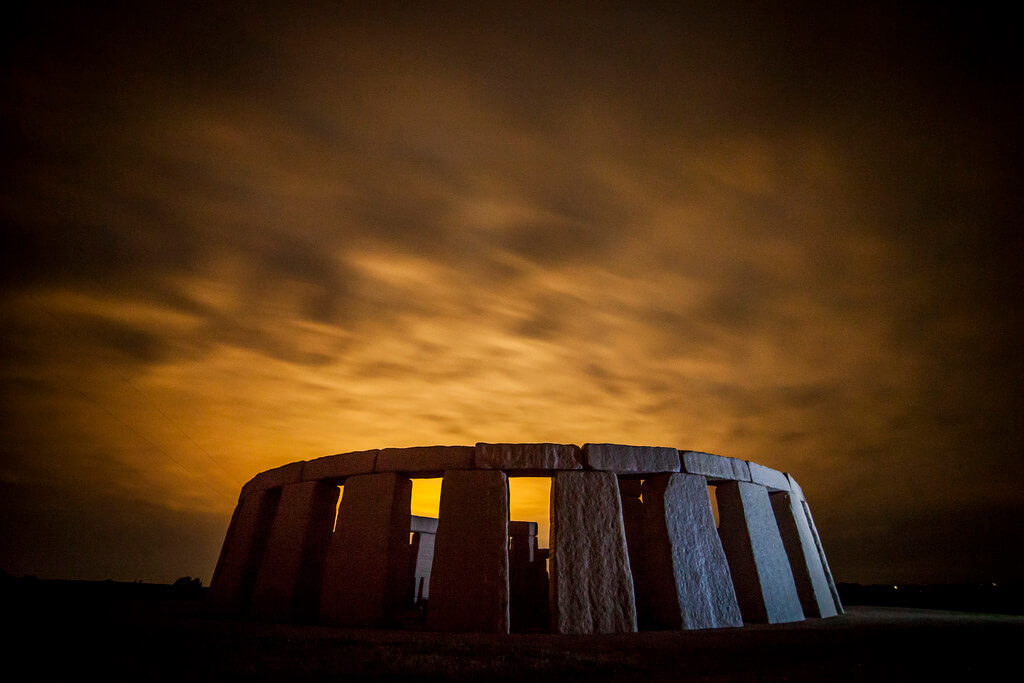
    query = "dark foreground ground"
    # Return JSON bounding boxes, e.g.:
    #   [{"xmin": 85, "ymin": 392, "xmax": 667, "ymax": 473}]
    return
[{"xmin": 5, "ymin": 582, "xmax": 1022, "ymax": 681}]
